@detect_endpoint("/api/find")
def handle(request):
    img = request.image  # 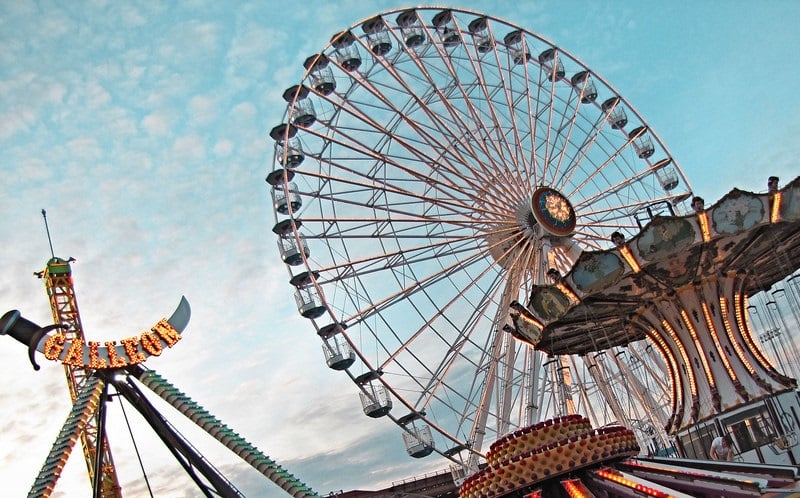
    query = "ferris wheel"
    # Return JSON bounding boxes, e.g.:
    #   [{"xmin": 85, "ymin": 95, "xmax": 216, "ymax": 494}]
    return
[{"xmin": 266, "ymin": 7, "xmax": 693, "ymax": 466}]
